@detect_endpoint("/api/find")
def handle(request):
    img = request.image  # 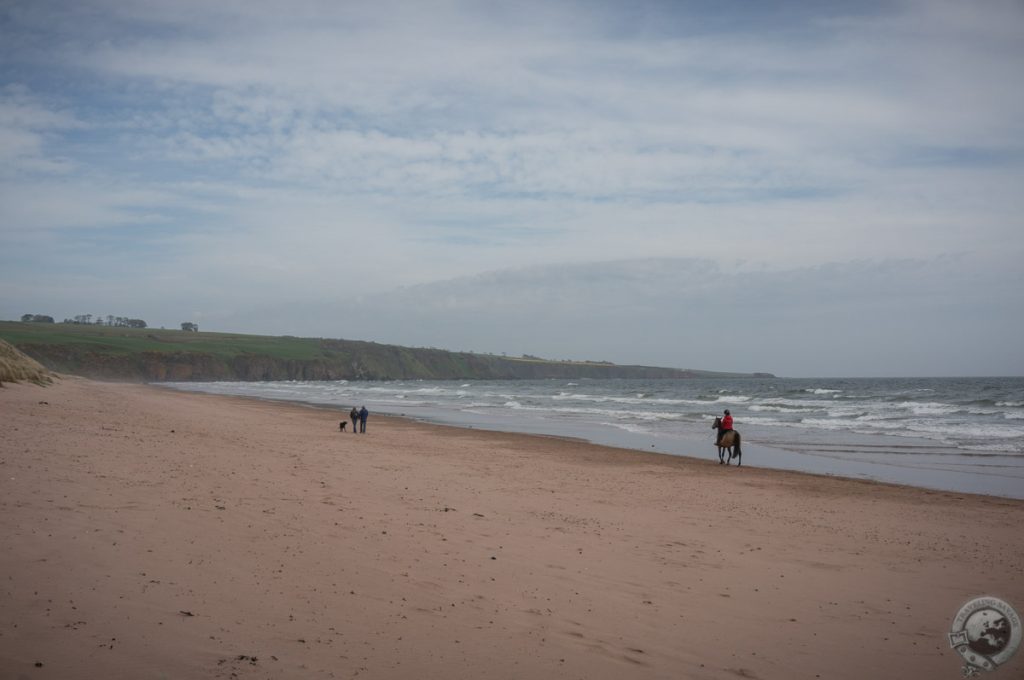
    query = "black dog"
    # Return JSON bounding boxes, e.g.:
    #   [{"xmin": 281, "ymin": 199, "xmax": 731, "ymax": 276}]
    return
[{"xmin": 339, "ymin": 421, "xmax": 347, "ymax": 432}]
